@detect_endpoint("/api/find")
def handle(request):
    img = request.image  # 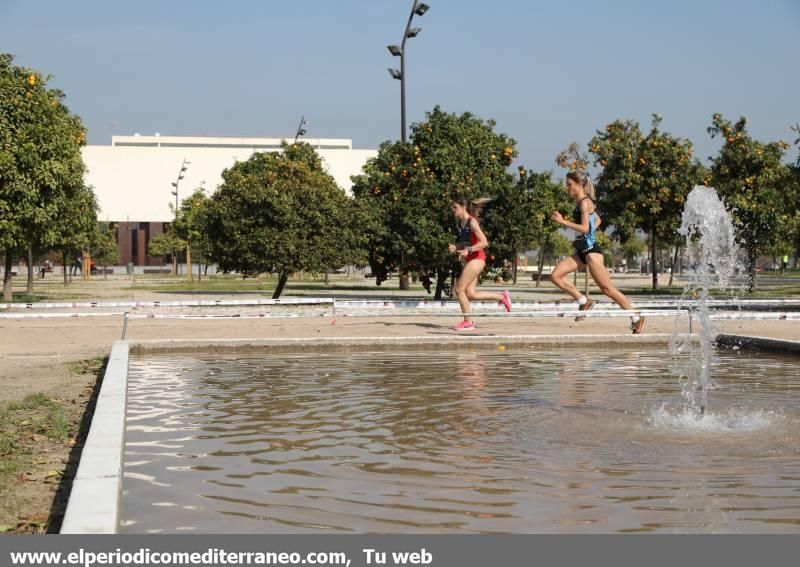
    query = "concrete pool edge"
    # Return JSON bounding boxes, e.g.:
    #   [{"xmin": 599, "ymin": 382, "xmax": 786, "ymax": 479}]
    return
[
  {"xmin": 60, "ymin": 340, "xmax": 128, "ymax": 534},
  {"xmin": 716, "ymin": 334, "xmax": 800, "ymax": 355},
  {"xmin": 59, "ymin": 332, "xmax": 692, "ymax": 533},
  {"xmin": 128, "ymin": 333, "xmax": 685, "ymax": 354}
]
